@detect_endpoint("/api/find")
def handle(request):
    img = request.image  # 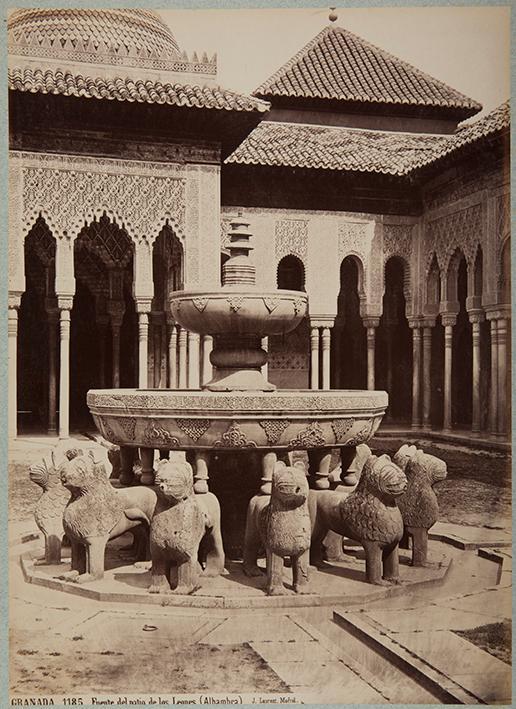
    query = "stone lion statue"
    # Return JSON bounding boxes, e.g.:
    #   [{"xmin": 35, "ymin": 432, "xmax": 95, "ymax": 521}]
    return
[
  {"xmin": 243, "ymin": 462, "xmax": 311, "ymax": 595},
  {"xmin": 29, "ymin": 447, "xmax": 77, "ymax": 564},
  {"xmin": 59, "ymin": 451, "xmax": 157, "ymax": 583},
  {"xmin": 394, "ymin": 446, "xmax": 447, "ymax": 566},
  {"xmin": 310, "ymin": 454, "xmax": 407, "ymax": 585},
  {"xmin": 149, "ymin": 457, "xmax": 225, "ymax": 595}
]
